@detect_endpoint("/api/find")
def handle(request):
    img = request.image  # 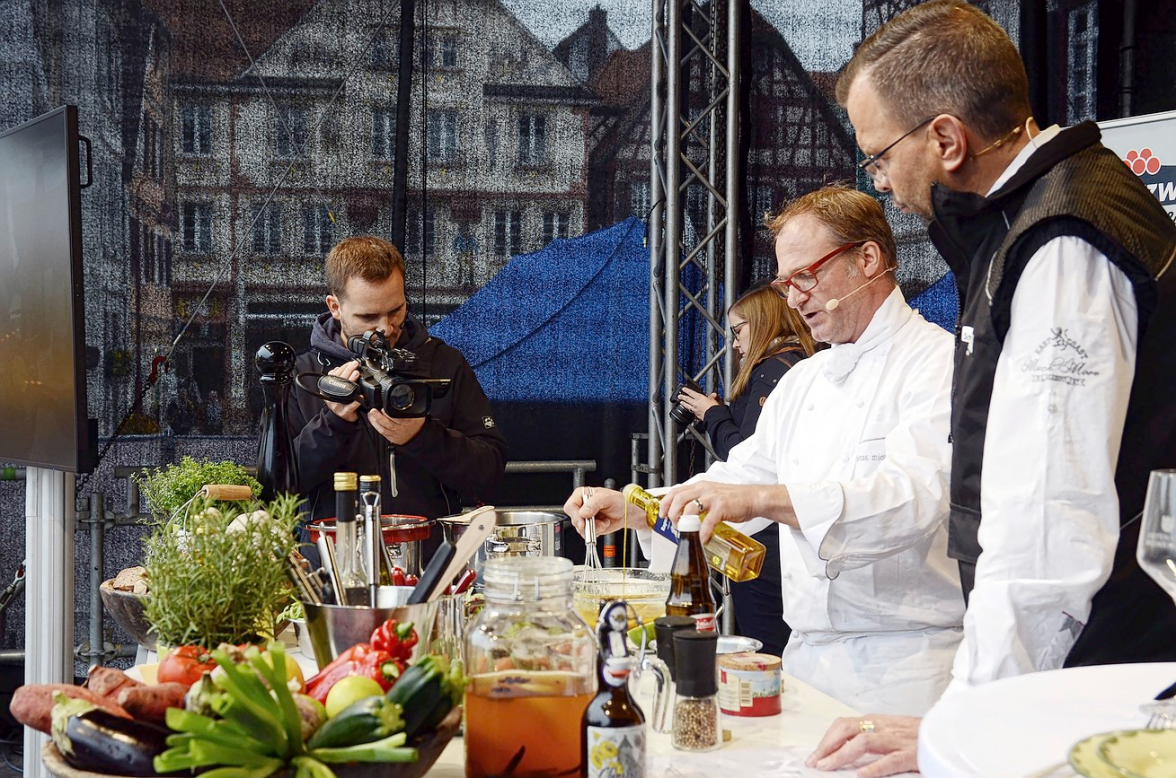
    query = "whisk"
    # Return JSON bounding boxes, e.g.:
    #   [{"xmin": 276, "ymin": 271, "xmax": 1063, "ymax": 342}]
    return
[{"xmin": 582, "ymin": 486, "xmax": 603, "ymax": 570}]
